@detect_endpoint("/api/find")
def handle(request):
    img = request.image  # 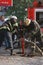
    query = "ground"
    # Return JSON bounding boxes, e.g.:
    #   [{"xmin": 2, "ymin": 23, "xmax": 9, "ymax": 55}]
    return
[
  {"xmin": 0, "ymin": 47, "xmax": 43, "ymax": 65},
  {"xmin": 0, "ymin": 56, "xmax": 43, "ymax": 65}
]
